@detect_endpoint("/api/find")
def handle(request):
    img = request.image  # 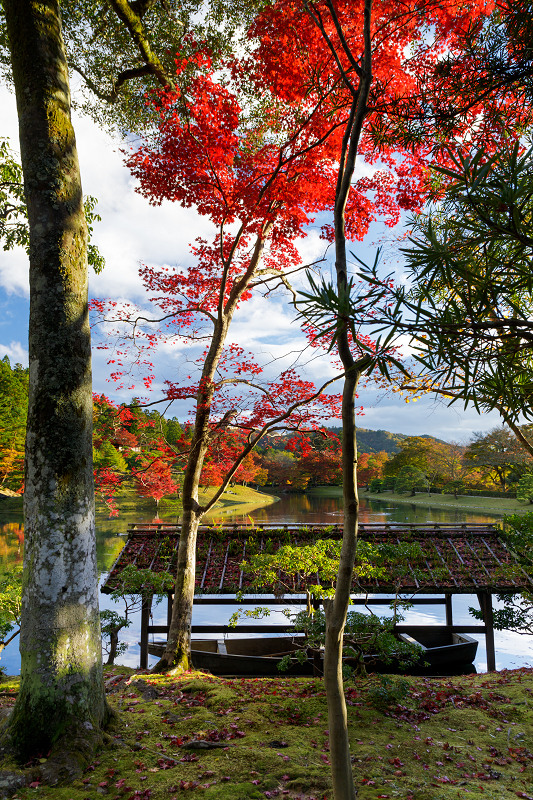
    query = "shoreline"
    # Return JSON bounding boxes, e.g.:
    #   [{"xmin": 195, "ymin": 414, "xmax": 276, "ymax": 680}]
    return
[{"xmin": 360, "ymin": 488, "xmax": 529, "ymax": 517}]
